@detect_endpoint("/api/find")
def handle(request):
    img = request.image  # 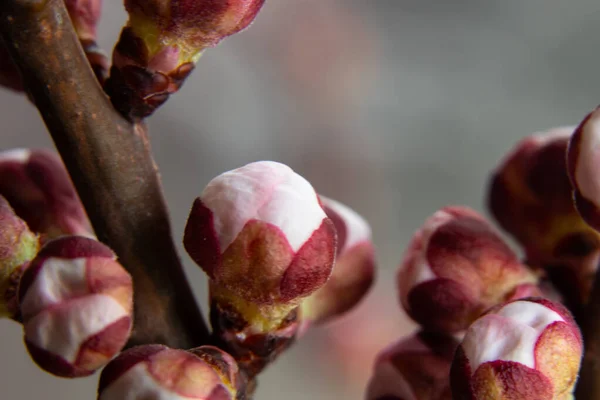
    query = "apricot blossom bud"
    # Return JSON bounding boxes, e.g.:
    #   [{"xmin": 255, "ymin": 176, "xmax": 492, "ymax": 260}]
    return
[
  {"xmin": 184, "ymin": 161, "xmax": 336, "ymax": 375},
  {"xmin": 0, "ymin": 149, "xmax": 93, "ymax": 243},
  {"xmin": 451, "ymin": 298, "xmax": 582, "ymax": 400},
  {"xmin": 301, "ymin": 196, "xmax": 375, "ymax": 326},
  {"xmin": 489, "ymin": 128, "xmax": 600, "ymax": 306},
  {"xmin": 106, "ymin": 0, "xmax": 265, "ymax": 119},
  {"xmin": 0, "ymin": 195, "xmax": 39, "ymax": 319},
  {"xmin": 98, "ymin": 345, "xmax": 243, "ymax": 400},
  {"xmin": 397, "ymin": 206, "xmax": 539, "ymax": 333},
  {"xmin": 366, "ymin": 331, "xmax": 458, "ymax": 400},
  {"xmin": 18, "ymin": 236, "xmax": 133, "ymax": 377}
]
